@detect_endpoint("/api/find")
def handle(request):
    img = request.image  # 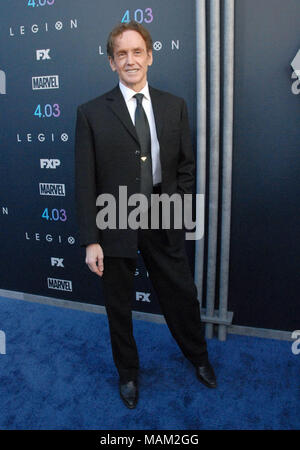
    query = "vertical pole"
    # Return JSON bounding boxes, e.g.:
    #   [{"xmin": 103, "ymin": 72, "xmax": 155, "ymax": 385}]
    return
[
  {"xmin": 218, "ymin": 0, "xmax": 235, "ymax": 341},
  {"xmin": 194, "ymin": 0, "xmax": 207, "ymax": 309},
  {"xmin": 205, "ymin": 0, "xmax": 221, "ymax": 339}
]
